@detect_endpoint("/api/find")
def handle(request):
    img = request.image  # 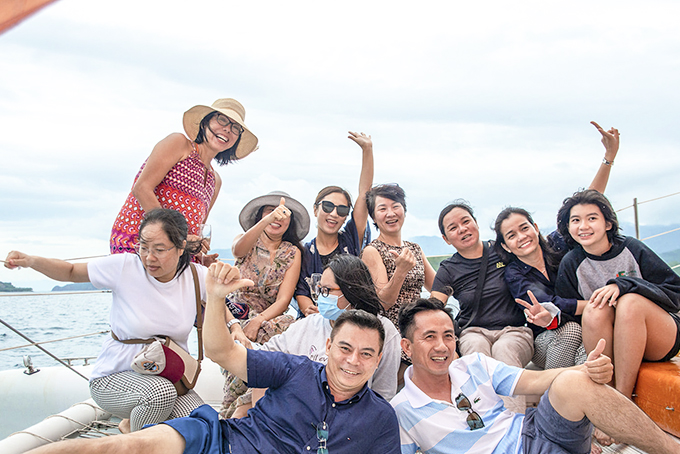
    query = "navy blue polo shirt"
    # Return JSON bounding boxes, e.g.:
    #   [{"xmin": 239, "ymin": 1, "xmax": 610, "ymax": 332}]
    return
[{"xmin": 166, "ymin": 349, "xmax": 400, "ymax": 454}]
